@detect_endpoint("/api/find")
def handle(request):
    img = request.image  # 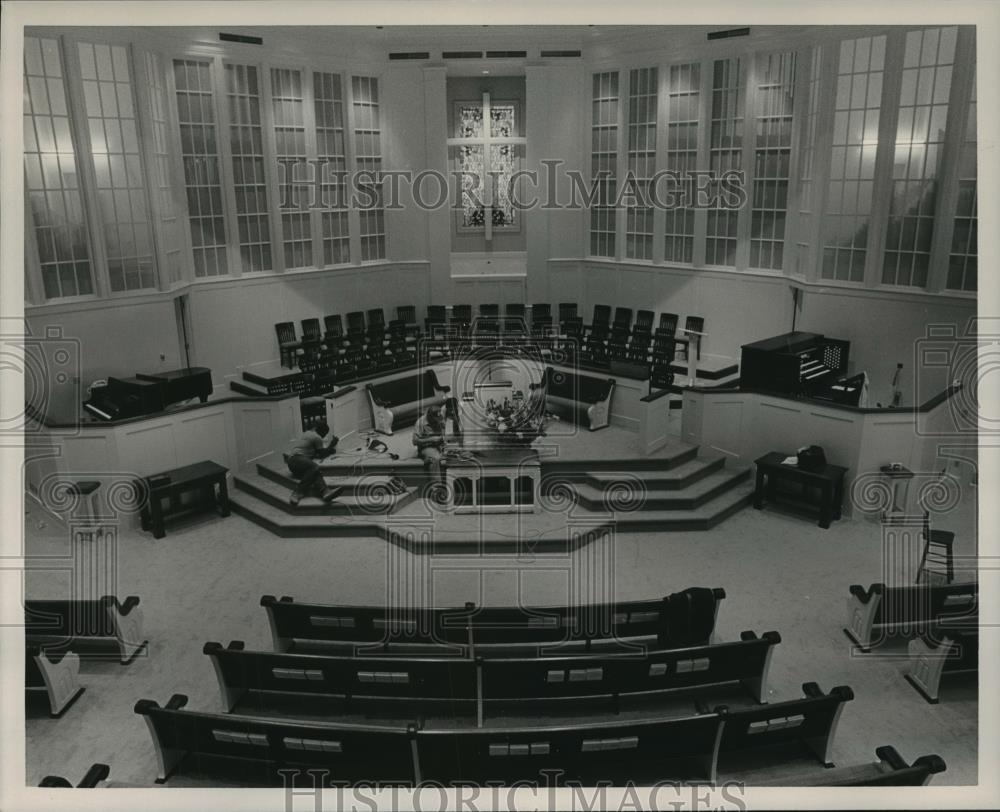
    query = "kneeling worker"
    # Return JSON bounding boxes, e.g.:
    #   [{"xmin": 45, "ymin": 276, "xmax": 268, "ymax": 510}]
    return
[{"xmin": 284, "ymin": 420, "xmax": 344, "ymax": 506}]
